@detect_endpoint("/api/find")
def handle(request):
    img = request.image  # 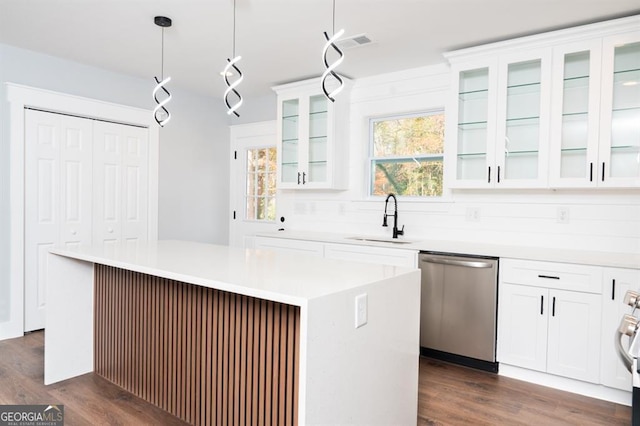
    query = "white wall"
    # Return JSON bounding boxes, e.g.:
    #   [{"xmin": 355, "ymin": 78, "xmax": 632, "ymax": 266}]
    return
[
  {"xmin": 276, "ymin": 63, "xmax": 640, "ymax": 255},
  {"xmin": 0, "ymin": 43, "xmax": 229, "ymax": 325}
]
